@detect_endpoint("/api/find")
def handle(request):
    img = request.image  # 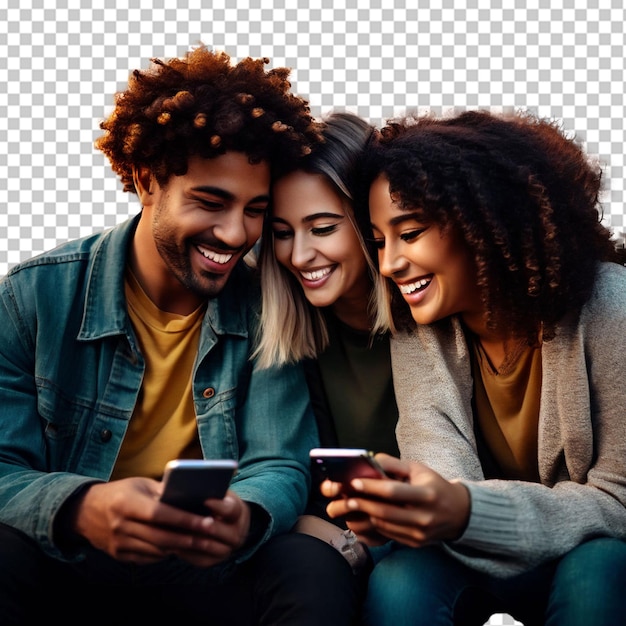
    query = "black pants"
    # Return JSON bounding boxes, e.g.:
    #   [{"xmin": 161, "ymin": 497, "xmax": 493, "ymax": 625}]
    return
[{"xmin": 0, "ymin": 523, "xmax": 364, "ymax": 625}]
